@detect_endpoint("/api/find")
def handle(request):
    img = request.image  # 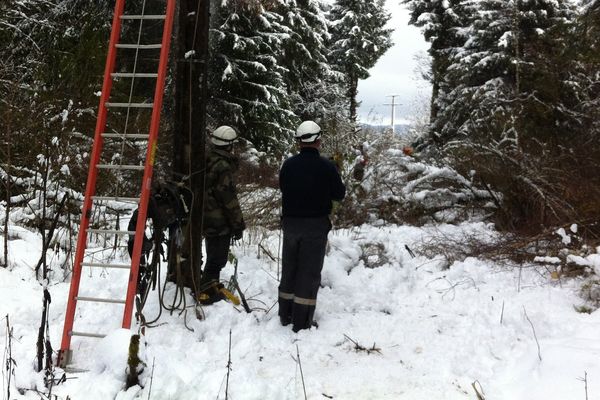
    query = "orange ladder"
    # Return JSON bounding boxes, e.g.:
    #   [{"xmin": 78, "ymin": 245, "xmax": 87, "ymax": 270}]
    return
[{"xmin": 58, "ymin": 0, "xmax": 176, "ymax": 367}]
